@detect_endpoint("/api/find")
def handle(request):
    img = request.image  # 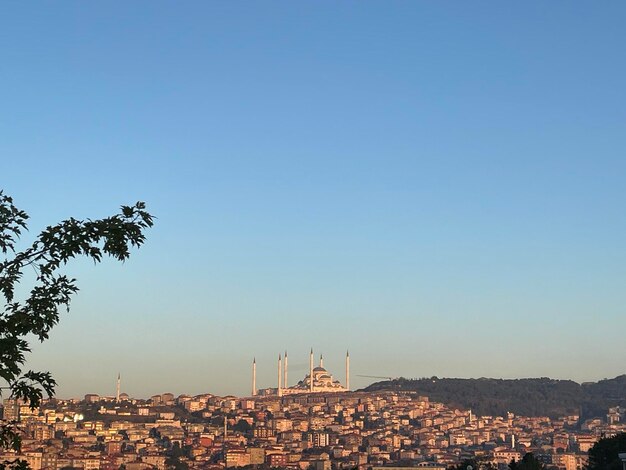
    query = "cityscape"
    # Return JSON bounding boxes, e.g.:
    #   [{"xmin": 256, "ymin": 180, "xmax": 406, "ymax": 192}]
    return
[
  {"xmin": 4, "ymin": 354, "xmax": 625, "ymax": 470},
  {"xmin": 3, "ymin": 3, "xmax": 626, "ymax": 470}
]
